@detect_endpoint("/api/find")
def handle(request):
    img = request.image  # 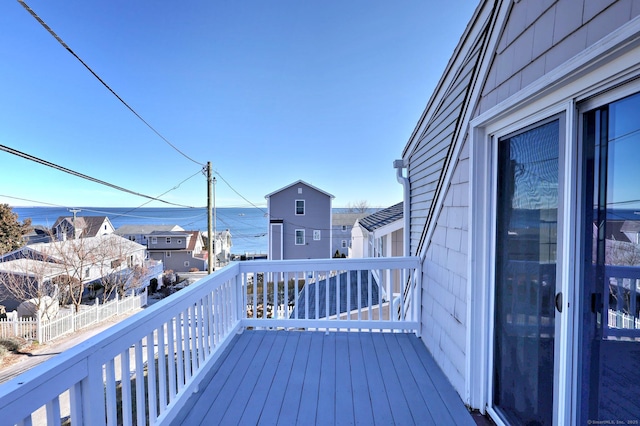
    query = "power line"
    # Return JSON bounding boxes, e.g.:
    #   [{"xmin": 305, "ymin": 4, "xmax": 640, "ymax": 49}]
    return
[
  {"xmin": 0, "ymin": 144, "xmax": 196, "ymax": 208},
  {"xmin": 17, "ymin": 0, "xmax": 204, "ymax": 167}
]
